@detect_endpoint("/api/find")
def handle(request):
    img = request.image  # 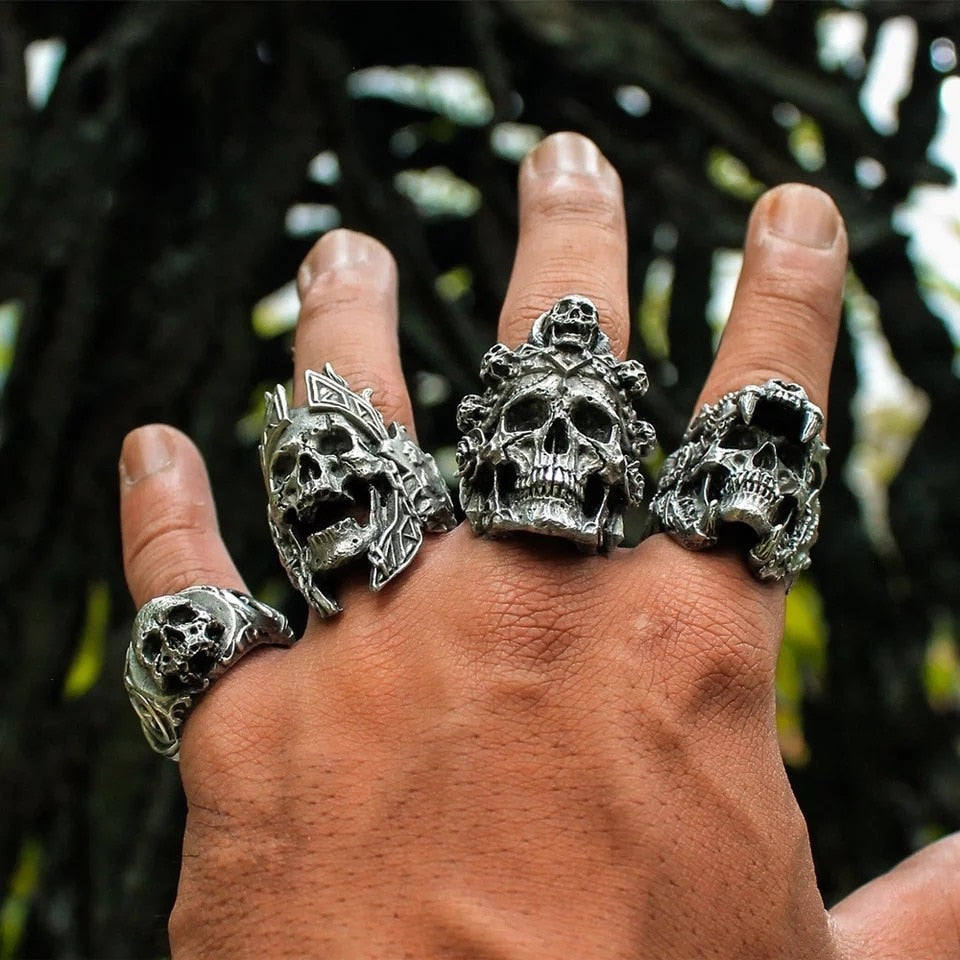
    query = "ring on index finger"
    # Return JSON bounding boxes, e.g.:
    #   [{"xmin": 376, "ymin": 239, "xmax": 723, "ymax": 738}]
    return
[{"xmin": 650, "ymin": 379, "xmax": 828, "ymax": 590}]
